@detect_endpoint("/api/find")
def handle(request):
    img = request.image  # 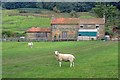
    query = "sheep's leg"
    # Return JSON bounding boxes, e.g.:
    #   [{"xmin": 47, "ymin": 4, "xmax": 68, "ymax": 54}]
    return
[
  {"xmin": 70, "ymin": 62, "xmax": 72, "ymax": 67},
  {"xmin": 59, "ymin": 62, "xmax": 61, "ymax": 67},
  {"xmin": 31, "ymin": 45, "xmax": 32, "ymax": 48},
  {"xmin": 72, "ymin": 62, "xmax": 74, "ymax": 67}
]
